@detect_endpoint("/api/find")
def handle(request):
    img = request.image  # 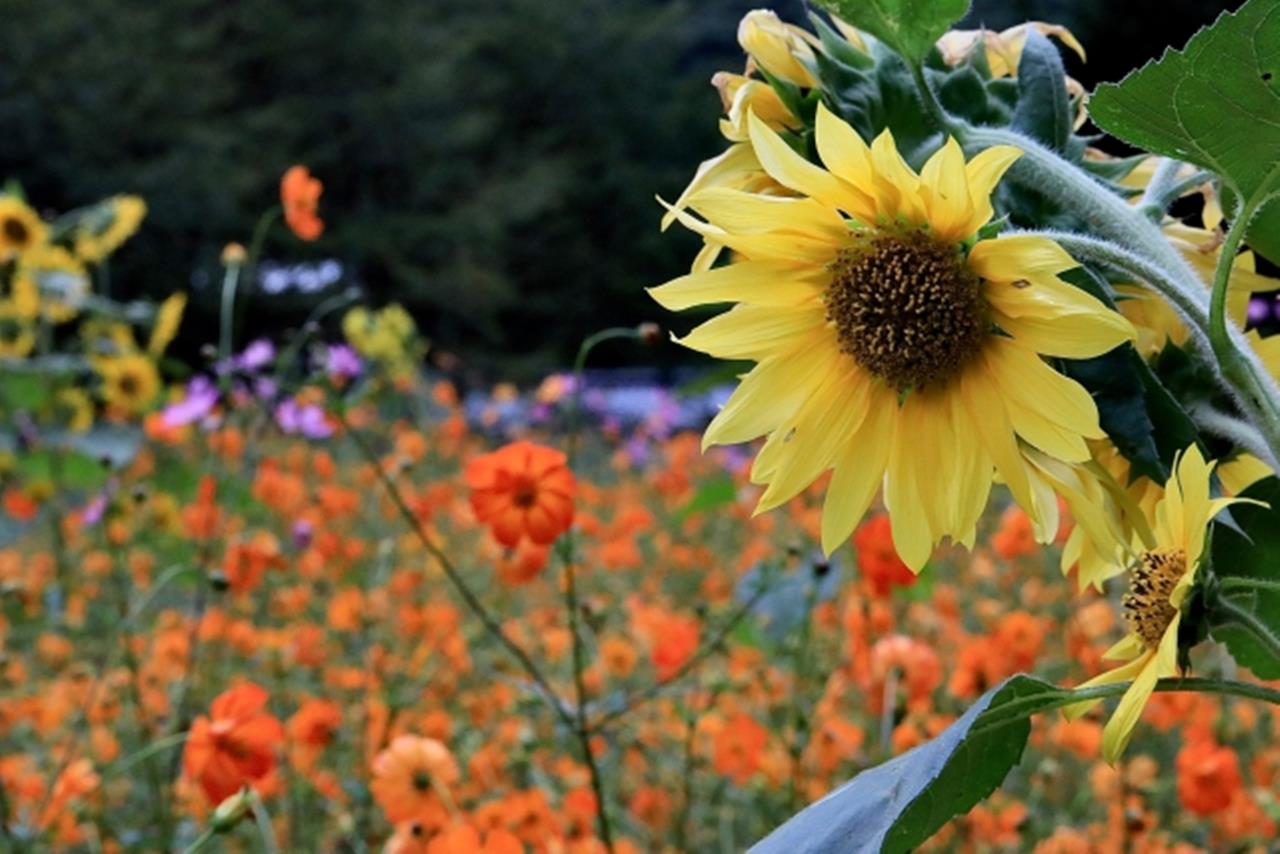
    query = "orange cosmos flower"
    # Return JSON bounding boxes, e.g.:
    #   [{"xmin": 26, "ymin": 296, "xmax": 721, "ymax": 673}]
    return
[
  {"xmin": 370, "ymin": 735, "xmax": 461, "ymax": 828},
  {"xmin": 280, "ymin": 165, "xmax": 324, "ymax": 241},
  {"xmin": 287, "ymin": 698, "xmax": 342, "ymax": 750},
  {"xmin": 650, "ymin": 613, "xmax": 699, "ymax": 681},
  {"xmin": 713, "ymin": 713, "xmax": 768, "ymax": 785},
  {"xmin": 496, "ymin": 539, "xmax": 550, "ymax": 586},
  {"xmin": 853, "ymin": 514, "xmax": 917, "ymax": 597},
  {"xmin": 182, "ymin": 682, "xmax": 284, "ymax": 804},
  {"xmin": 1176, "ymin": 738, "xmax": 1241, "ymax": 816},
  {"xmin": 465, "ymin": 441, "xmax": 576, "ymax": 548}
]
